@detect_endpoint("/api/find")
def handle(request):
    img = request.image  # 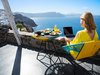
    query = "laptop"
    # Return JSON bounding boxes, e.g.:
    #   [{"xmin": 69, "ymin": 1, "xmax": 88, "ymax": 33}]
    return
[{"xmin": 63, "ymin": 27, "xmax": 75, "ymax": 38}]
